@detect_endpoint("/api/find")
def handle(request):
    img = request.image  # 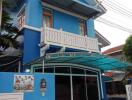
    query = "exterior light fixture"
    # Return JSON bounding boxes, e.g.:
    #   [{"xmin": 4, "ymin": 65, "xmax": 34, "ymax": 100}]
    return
[{"xmin": 25, "ymin": 69, "xmax": 30, "ymax": 73}]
